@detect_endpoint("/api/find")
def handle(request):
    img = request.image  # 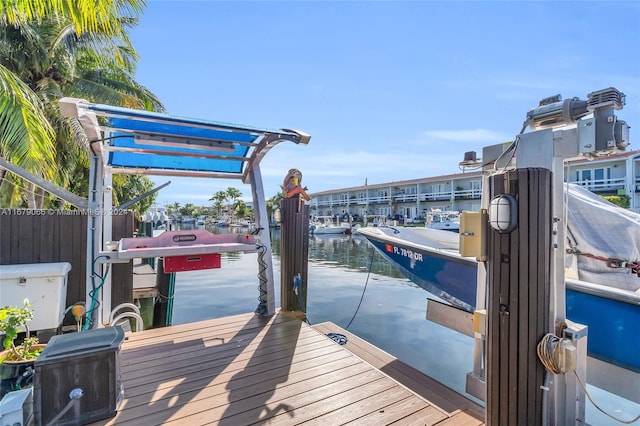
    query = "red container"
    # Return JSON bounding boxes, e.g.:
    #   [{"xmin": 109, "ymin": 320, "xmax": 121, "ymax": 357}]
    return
[{"xmin": 163, "ymin": 253, "xmax": 221, "ymax": 272}]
